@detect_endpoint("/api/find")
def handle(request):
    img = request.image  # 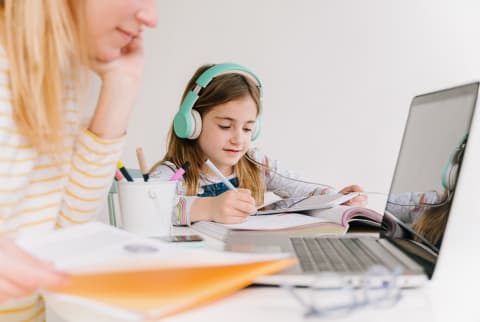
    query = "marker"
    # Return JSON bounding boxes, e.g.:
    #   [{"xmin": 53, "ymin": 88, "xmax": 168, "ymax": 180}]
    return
[
  {"xmin": 136, "ymin": 147, "xmax": 149, "ymax": 182},
  {"xmin": 204, "ymin": 159, "xmax": 237, "ymax": 192},
  {"xmin": 114, "ymin": 169, "xmax": 125, "ymax": 182},
  {"xmin": 117, "ymin": 160, "xmax": 133, "ymax": 182},
  {"xmin": 169, "ymin": 162, "xmax": 190, "ymax": 181}
]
